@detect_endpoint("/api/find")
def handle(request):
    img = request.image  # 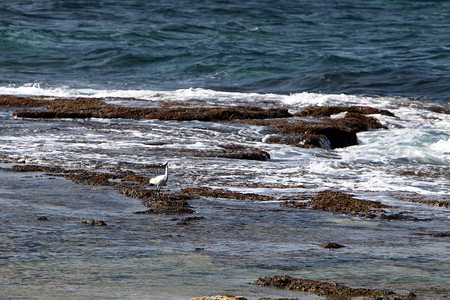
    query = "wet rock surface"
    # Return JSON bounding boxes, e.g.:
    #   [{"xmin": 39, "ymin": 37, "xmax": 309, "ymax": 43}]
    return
[
  {"xmin": 181, "ymin": 187, "xmax": 274, "ymax": 201},
  {"xmin": 2, "ymin": 95, "xmax": 290, "ymax": 121},
  {"xmin": 192, "ymin": 295, "xmax": 248, "ymax": 300},
  {"xmin": 82, "ymin": 219, "xmax": 107, "ymax": 226},
  {"xmin": 432, "ymin": 232, "xmax": 450, "ymax": 238},
  {"xmin": 121, "ymin": 187, "xmax": 195, "ymax": 215},
  {"xmin": 391, "ymin": 192, "xmax": 450, "ymax": 208},
  {"xmin": 246, "ymin": 105, "xmax": 393, "ymax": 149},
  {"xmin": 295, "ymin": 105, "xmax": 395, "ymax": 118},
  {"xmin": 1, "ymin": 164, "xmax": 195, "ymax": 215},
  {"xmin": 187, "ymin": 144, "xmax": 271, "ymax": 161},
  {"xmin": 320, "ymin": 242, "xmax": 345, "ymax": 249},
  {"xmin": 1, "ymin": 95, "xmax": 395, "ymax": 150},
  {"xmin": 175, "ymin": 216, "xmax": 205, "ymax": 226},
  {"xmin": 253, "ymin": 275, "xmax": 416, "ymax": 300},
  {"xmin": 282, "ymin": 190, "xmax": 422, "ymax": 221},
  {"xmin": 283, "ymin": 190, "xmax": 387, "ymax": 217},
  {"xmin": 247, "ymin": 118, "xmax": 358, "ymax": 149}
]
